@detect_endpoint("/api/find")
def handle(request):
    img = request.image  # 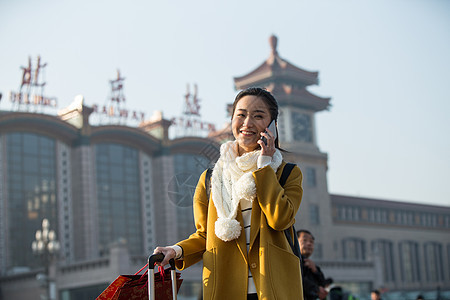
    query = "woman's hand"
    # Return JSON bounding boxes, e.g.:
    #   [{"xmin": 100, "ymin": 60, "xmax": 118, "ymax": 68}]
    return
[
  {"xmin": 258, "ymin": 127, "xmax": 276, "ymax": 157},
  {"xmin": 153, "ymin": 246, "xmax": 176, "ymax": 266}
]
